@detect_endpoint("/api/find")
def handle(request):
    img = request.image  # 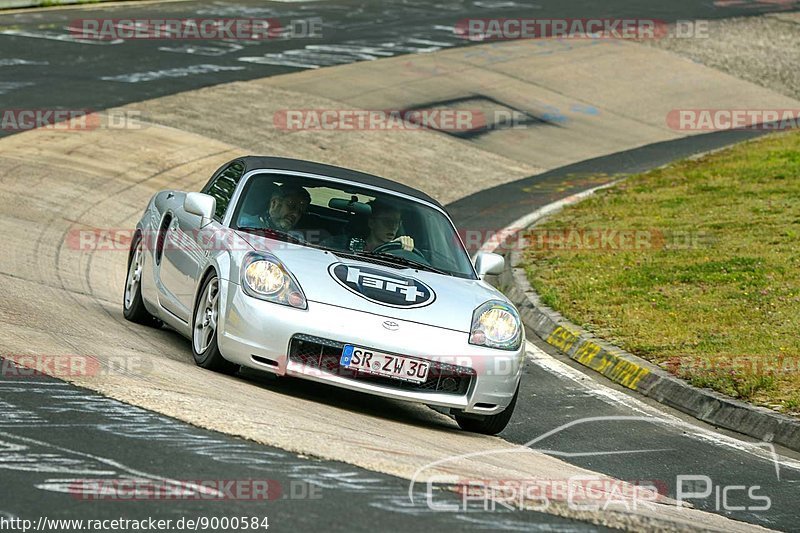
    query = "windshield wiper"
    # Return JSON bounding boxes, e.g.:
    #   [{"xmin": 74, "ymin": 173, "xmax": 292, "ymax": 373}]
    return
[{"xmin": 355, "ymin": 251, "xmax": 449, "ymax": 276}]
